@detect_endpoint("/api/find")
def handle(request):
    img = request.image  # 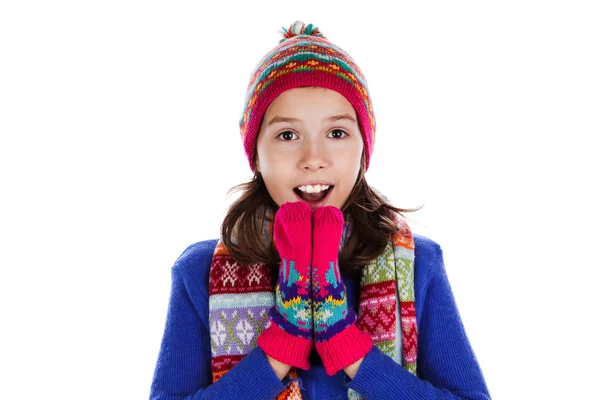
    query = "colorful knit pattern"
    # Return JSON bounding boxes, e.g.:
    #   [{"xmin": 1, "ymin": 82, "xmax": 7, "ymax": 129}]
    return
[
  {"xmin": 256, "ymin": 202, "xmax": 314, "ymax": 369},
  {"xmin": 208, "ymin": 194, "xmax": 417, "ymax": 400},
  {"xmin": 356, "ymin": 215, "xmax": 419, "ymax": 375},
  {"xmin": 208, "ymin": 236, "xmax": 304, "ymax": 398},
  {"xmin": 309, "ymin": 206, "xmax": 373, "ymax": 377},
  {"xmin": 311, "ymin": 208, "xmax": 357, "ymax": 340},
  {"xmin": 271, "ymin": 258, "xmax": 313, "ymax": 336},
  {"xmin": 208, "ymin": 242, "xmax": 275, "ymax": 383},
  {"xmin": 238, "ymin": 20, "xmax": 376, "ymax": 172},
  {"xmin": 312, "ymin": 260, "xmax": 354, "ymax": 337}
]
